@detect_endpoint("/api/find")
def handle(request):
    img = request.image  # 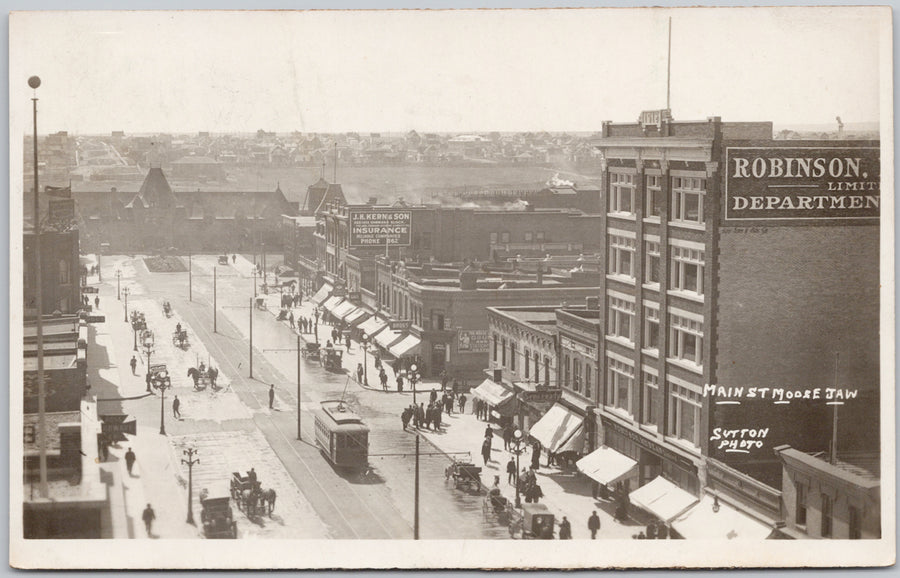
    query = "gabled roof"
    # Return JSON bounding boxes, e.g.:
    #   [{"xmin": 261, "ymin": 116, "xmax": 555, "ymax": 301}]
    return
[
  {"xmin": 314, "ymin": 183, "xmax": 347, "ymax": 215},
  {"xmin": 138, "ymin": 167, "xmax": 176, "ymax": 206}
]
